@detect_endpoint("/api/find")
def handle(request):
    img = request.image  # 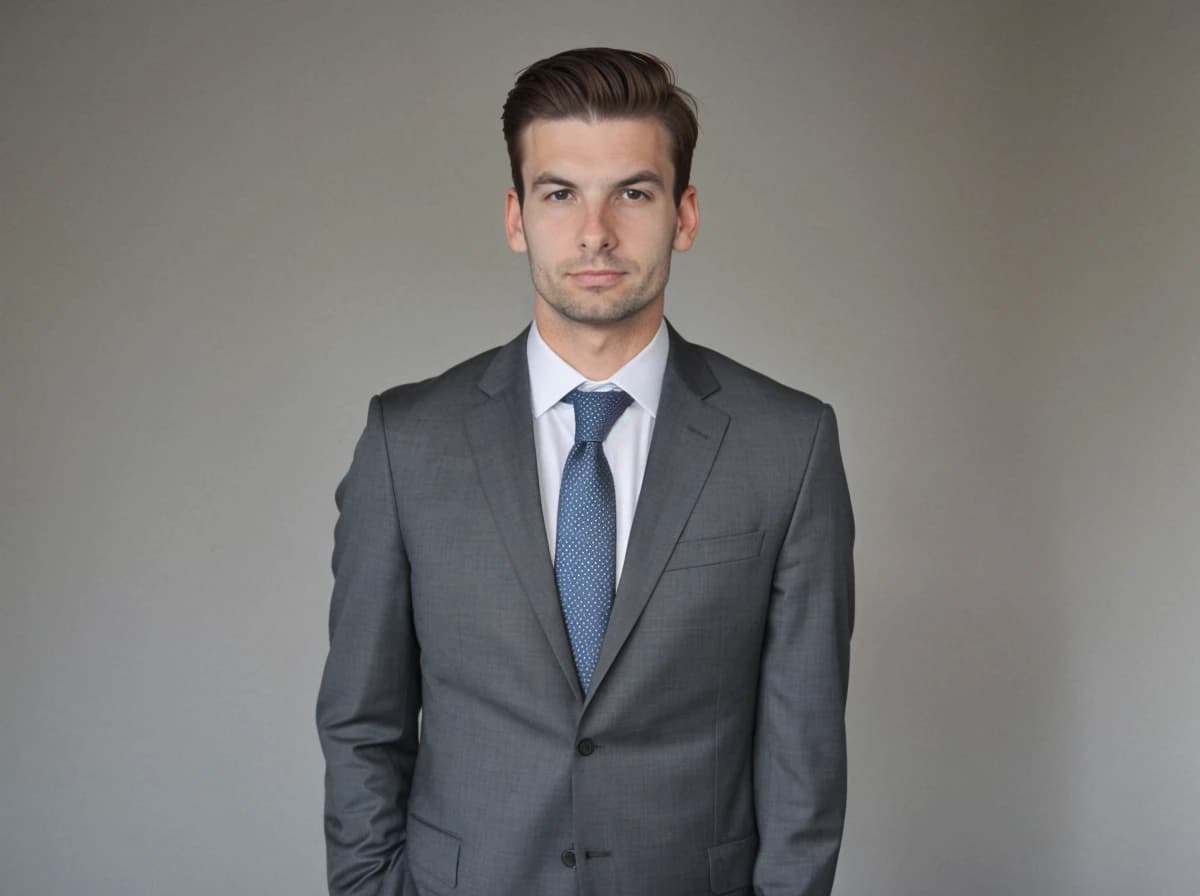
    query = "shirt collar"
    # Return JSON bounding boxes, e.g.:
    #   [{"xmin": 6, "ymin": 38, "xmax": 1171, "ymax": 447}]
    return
[{"xmin": 526, "ymin": 317, "xmax": 669, "ymax": 419}]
